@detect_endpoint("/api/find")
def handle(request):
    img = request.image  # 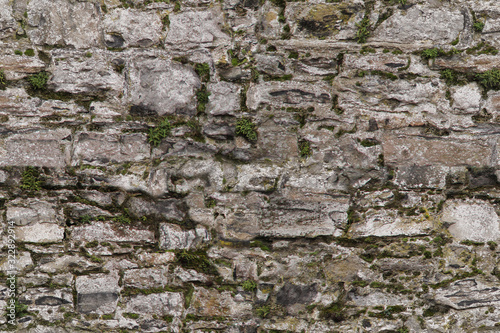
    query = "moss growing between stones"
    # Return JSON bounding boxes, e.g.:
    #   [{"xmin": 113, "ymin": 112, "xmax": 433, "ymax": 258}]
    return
[
  {"xmin": 20, "ymin": 166, "xmax": 42, "ymax": 191},
  {"xmin": 196, "ymin": 85, "xmax": 210, "ymax": 114},
  {"xmin": 24, "ymin": 49, "xmax": 35, "ymax": 56},
  {"xmin": 147, "ymin": 118, "xmax": 172, "ymax": 146},
  {"xmin": 298, "ymin": 140, "xmax": 312, "ymax": 158},
  {"xmin": 235, "ymin": 118, "xmax": 257, "ymax": 142},
  {"xmin": 176, "ymin": 249, "xmax": 218, "ymax": 275},
  {"xmin": 194, "ymin": 63, "xmax": 210, "ymax": 82},
  {"xmin": 27, "ymin": 71, "xmax": 49, "ymax": 90},
  {"xmin": 242, "ymin": 280, "xmax": 258, "ymax": 291},
  {"xmin": 255, "ymin": 305, "xmax": 271, "ymax": 318},
  {"xmin": 355, "ymin": 15, "xmax": 371, "ymax": 43},
  {"xmin": 476, "ymin": 69, "xmax": 500, "ymax": 90}
]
